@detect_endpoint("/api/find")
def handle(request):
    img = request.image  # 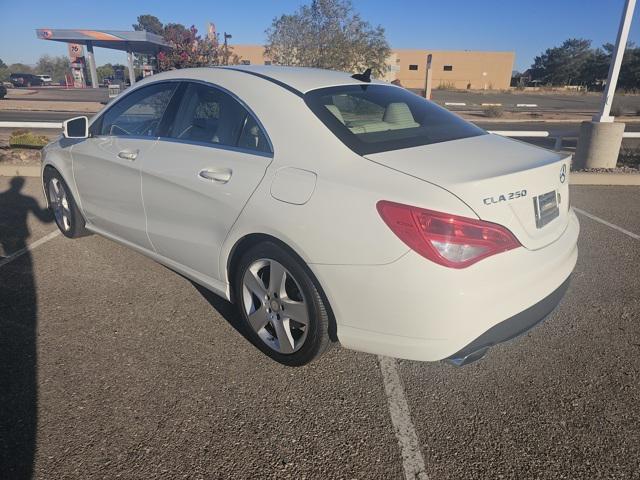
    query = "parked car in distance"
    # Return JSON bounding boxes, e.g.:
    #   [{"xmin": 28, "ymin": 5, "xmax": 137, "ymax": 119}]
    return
[
  {"xmin": 10, "ymin": 73, "xmax": 44, "ymax": 87},
  {"xmin": 0, "ymin": 84, "xmax": 7, "ymax": 99},
  {"xmin": 37, "ymin": 74, "xmax": 53, "ymax": 85},
  {"xmin": 41, "ymin": 66, "xmax": 579, "ymax": 367}
]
